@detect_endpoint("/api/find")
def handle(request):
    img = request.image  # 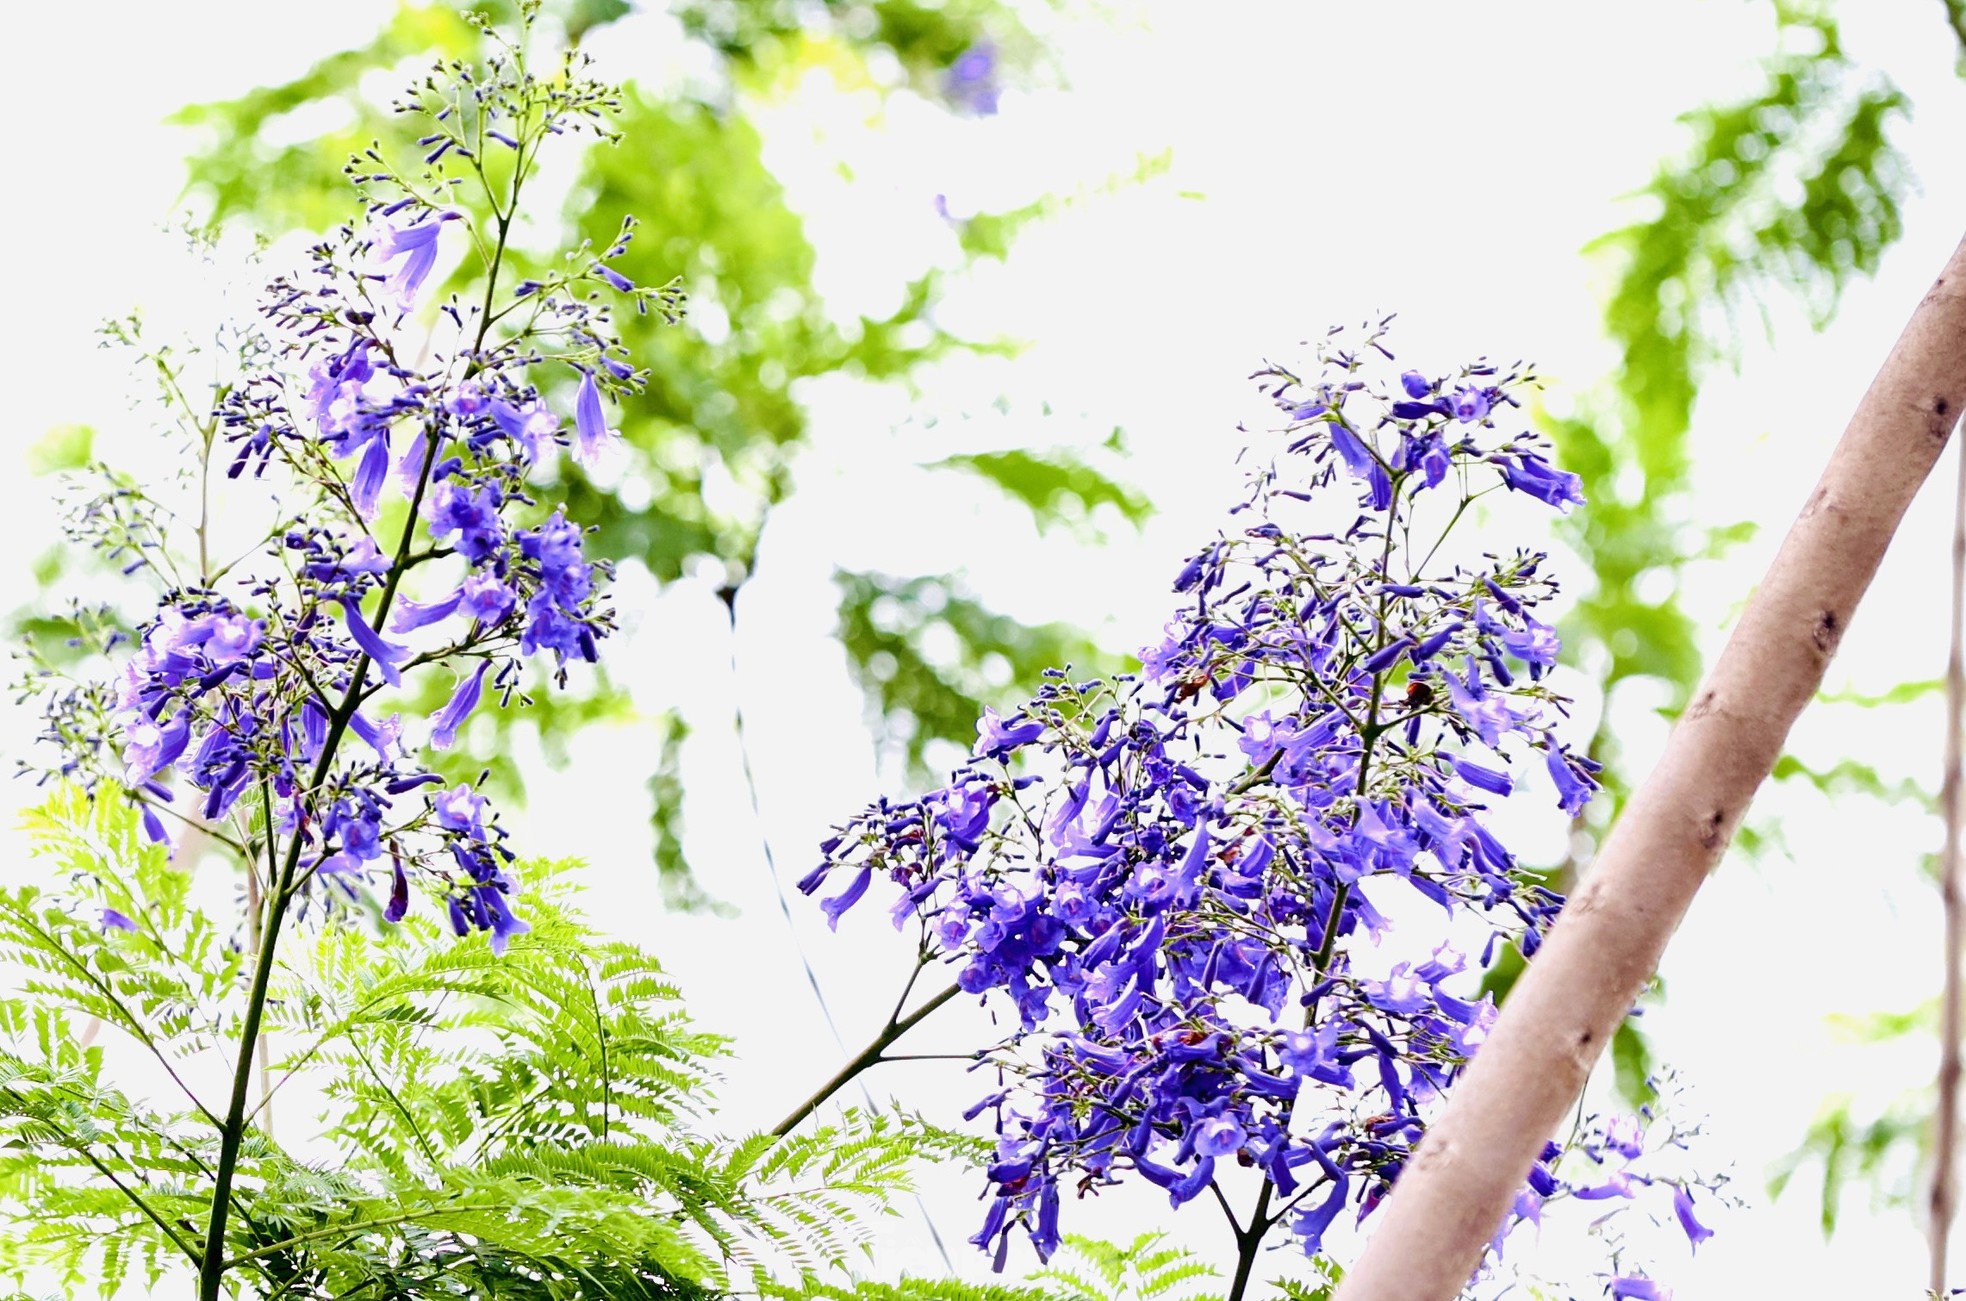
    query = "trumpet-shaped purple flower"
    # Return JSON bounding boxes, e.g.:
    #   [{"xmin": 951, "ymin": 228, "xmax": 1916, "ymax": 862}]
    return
[
  {"xmin": 801, "ymin": 327, "xmax": 1675, "ymax": 1279},
  {"xmin": 340, "ymin": 600, "xmax": 411, "ymax": 687},
  {"xmin": 1671, "ymin": 1184, "xmax": 1714, "ymax": 1251},
  {"xmin": 491, "ymin": 397, "xmax": 560, "ymax": 461},
  {"xmin": 430, "ymin": 662, "xmax": 489, "ymax": 750},
  {"xmin": 428, "ymin": 481, "xmax": 505, "ymax": 562},
  {"xmin": 572, "ymin": 369, "xmax": 617, "ymax": 469},
  {"xmin": 1500, "ymin": 451, "xmax": 1587, "ymax": 511},
  {"xmin": 50, "ymin": 61, "xmax": 654, "ymax": 960},
  {"xmin": 373, "ymin": 211, "xmax": 458, "ymax": 307}
]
